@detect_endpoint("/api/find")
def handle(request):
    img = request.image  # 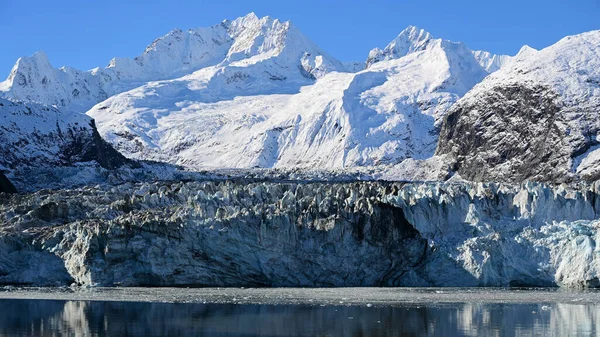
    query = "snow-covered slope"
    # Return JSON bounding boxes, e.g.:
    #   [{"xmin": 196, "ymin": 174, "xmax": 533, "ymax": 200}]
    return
[
  {"xmin": 437, "ymin": 30, "xmax": 600, "ymax": 182},
  {"xmin": 88, "ymin": 25, "xmax": 493, "ymax": 169},
  {"xmin": 471, "ymin": 50, "xmax": 512, "ymax": 72},
  {"xmin": 0, "ymin": 13, "xmax": 346, "ymax": 111}
]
